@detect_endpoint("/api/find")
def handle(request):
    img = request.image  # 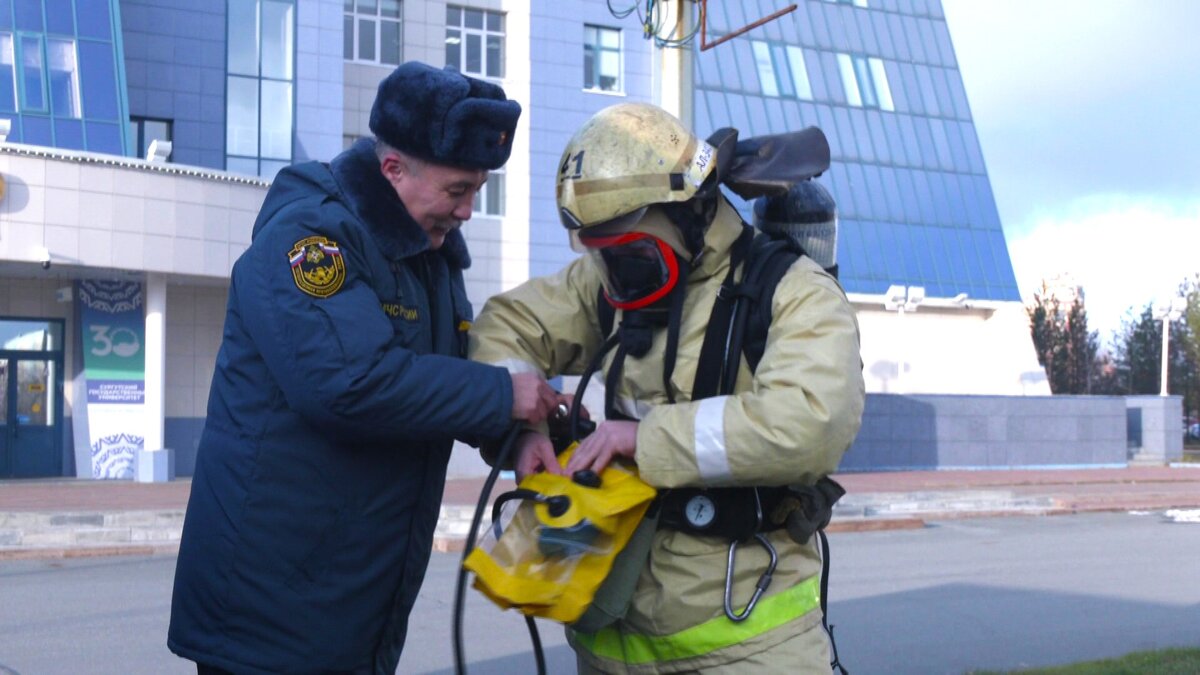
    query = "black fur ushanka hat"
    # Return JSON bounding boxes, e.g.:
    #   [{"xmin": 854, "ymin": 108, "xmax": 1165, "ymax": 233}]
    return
[{"xmin": 369, "ymin": 61, "xmax": 521, "ymax": 171}]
